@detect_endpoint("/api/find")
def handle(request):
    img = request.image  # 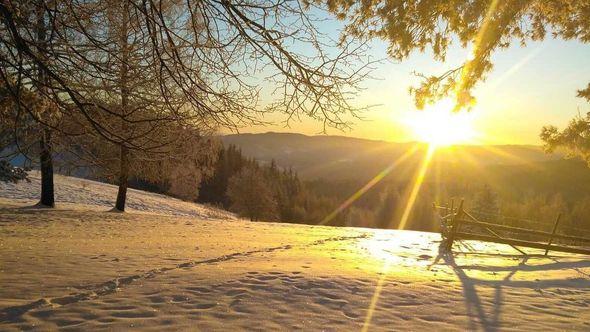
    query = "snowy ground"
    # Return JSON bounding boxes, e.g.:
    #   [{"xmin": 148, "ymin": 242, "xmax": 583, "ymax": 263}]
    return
[
  {"xmin": 0, "ymin": 172, "xmax": 233, "ymax": 219},
  {"xmin": 1, "ymin": 176, "xmax": 590, "ymax": 331}
]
